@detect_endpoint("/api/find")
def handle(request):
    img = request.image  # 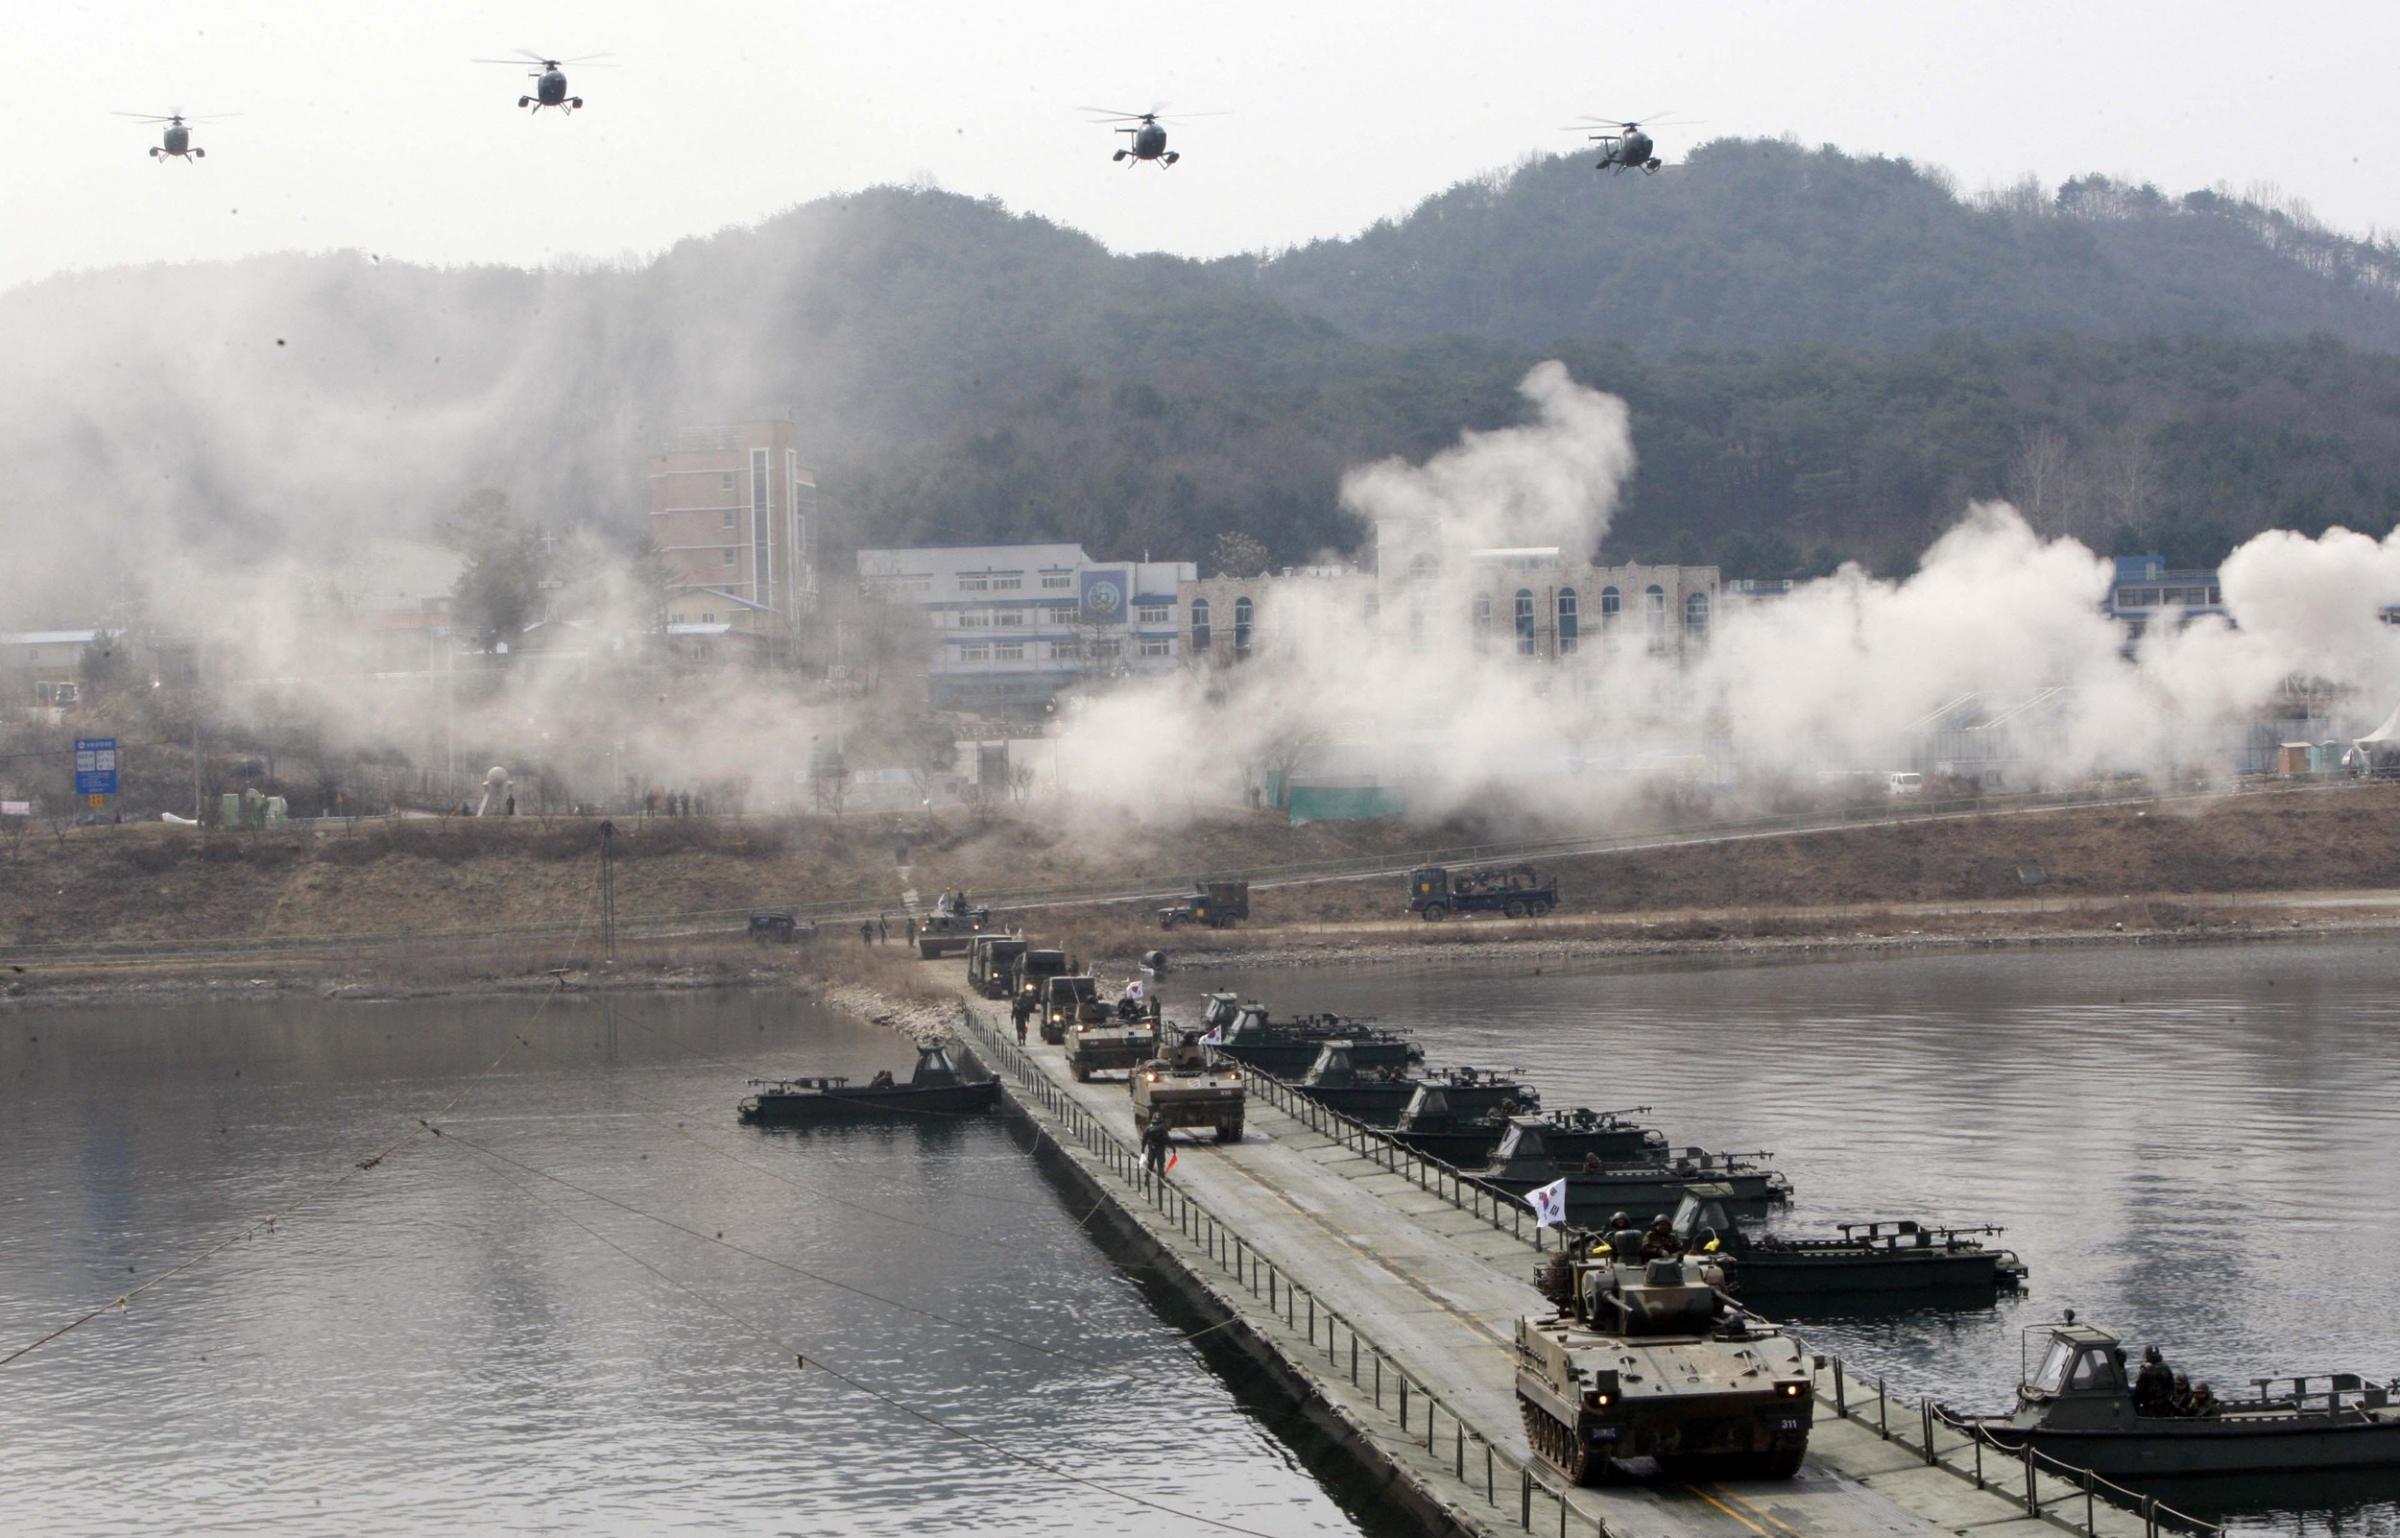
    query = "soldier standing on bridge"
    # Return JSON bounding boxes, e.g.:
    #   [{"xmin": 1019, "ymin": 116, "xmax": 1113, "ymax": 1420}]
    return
[{"xmin": 1143, "ymin": 1118, "xmax": 1171, "ymax": 1177}]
